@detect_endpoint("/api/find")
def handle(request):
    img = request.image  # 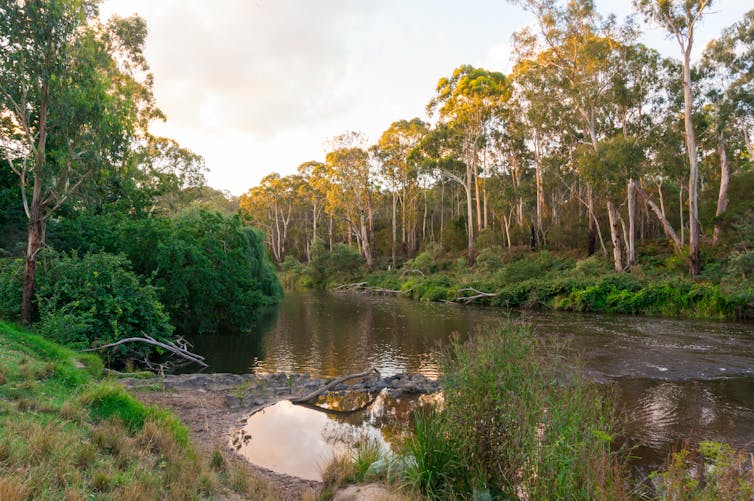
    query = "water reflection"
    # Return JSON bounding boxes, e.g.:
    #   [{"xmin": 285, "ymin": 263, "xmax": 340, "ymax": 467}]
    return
[
  {"xmin": 233, "ymin": 391, "xmax": 439, "ymax": 480},
  {"xmin": 617, "ymin": 377, "xmax": 754, "ymax": 467},
  {"xmin": 191, "ymin": 291, "xmax": 754, "ymax": 470}
]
